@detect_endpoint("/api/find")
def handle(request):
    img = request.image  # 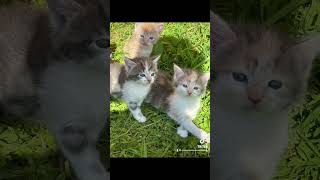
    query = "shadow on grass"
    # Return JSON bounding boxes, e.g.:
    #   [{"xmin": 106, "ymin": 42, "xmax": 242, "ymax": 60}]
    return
[{"xmin": 153, "ymin": 36, "xmax": 210, "ymax": 73}]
